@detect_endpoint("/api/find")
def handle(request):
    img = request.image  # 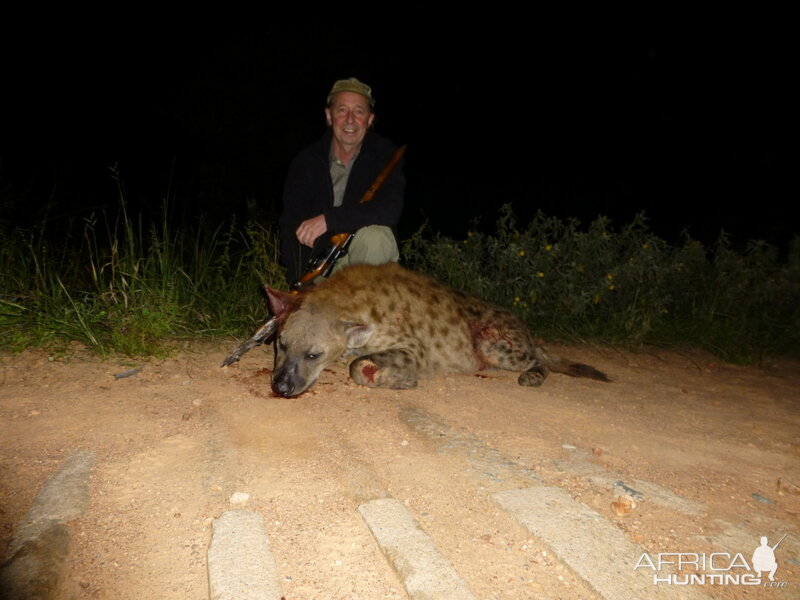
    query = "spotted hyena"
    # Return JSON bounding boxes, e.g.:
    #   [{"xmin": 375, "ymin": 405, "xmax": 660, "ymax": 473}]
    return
[{"xmin": 266, "ymin": 263, "xmax": 609, "ymax": 397}]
